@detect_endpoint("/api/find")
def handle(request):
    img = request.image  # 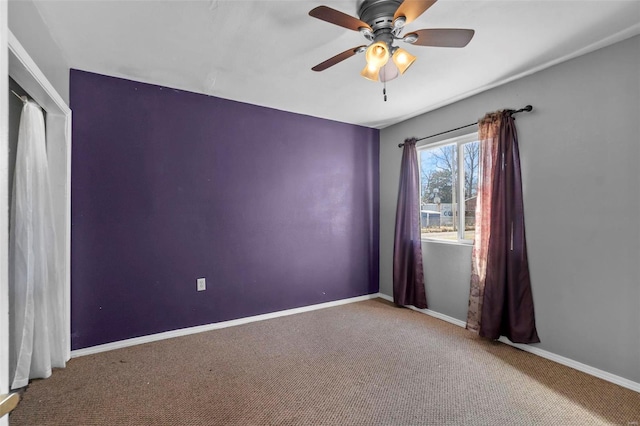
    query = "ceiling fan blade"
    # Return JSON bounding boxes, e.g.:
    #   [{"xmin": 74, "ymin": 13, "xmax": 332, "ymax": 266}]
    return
[
  {"xmin": 394, "ymin": 0, "xmax": 438, "ymax": 25},
  {"xmin": 309, "ymin": 6, "xmax": 371, "ymax": 32},
  {"xmin": 312, "ymin": 46, "xmax": 366, "ymax": 72},
  {"xmin": 406, "ymin": 29, "xmax": 475, "ymax": 47}
]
